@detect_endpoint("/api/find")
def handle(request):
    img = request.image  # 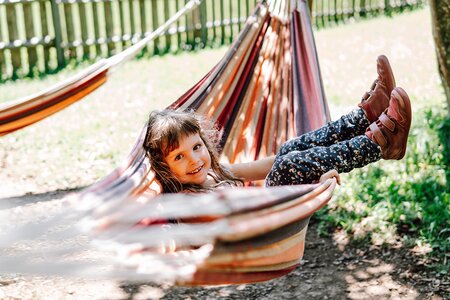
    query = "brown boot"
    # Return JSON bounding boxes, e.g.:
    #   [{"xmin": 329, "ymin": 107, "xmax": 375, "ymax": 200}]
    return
[
  {"xmin": 365, "ymin": 87, "xmax": 412, "ymax": 160},
  {"xmin": 359, "ymin": 55, "xmax": 396, "ymax": 122}
]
